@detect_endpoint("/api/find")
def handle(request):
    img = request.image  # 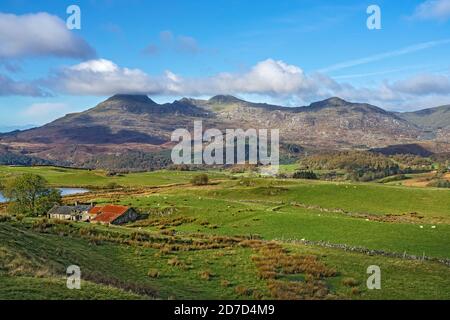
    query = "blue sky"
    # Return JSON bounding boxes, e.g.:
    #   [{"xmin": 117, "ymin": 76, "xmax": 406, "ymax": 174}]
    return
[{"xmin": 1, "ymin": 0, "xmax": 450, "ymax": 128}]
